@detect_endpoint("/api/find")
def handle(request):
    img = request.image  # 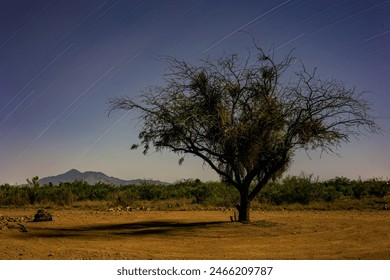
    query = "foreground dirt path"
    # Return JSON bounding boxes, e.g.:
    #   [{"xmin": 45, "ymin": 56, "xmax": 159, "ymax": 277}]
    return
[{"xmin": 1, "ymin": 209, "xmax": 389, "ymax": 259}]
